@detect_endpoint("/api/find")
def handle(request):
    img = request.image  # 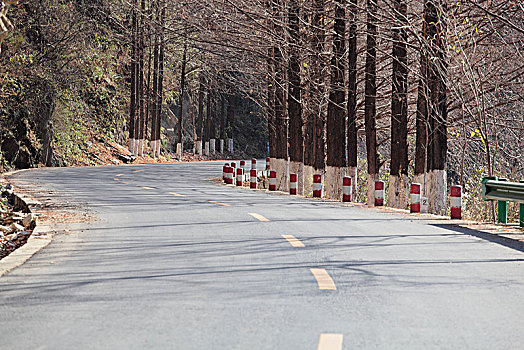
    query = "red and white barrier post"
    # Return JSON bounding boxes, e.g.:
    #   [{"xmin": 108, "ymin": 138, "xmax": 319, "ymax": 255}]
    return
[
  {"xmin": 289, "ymin": 174, "xmax": 298, "ymax": 195},
  {"xmin": 266, "ymin": 158, "xmax": 271, "ymax": 170},
  {"xmin": 240, "ymin": 160, "xmax": 247, "ymax": 181},
  {"xmin": 375, "ymin": 180, "xmax": 385, "ymax": 206},
  {"xmin": 313, "ymin": 174, "xmax": 322, "ymax": 198},
  {"xmin": 231, "ymin": 162, "xmax": 236, "ymax": 170},
  {"xmin": 223, "ymin": 163, "xmax": 229, "ymax": 182},
  {"xmin": 410, "ymin": 183, "xmax": 421, "ymax": 213},
  {"xmin": 226, "ymin": 166, "xmax": 234, "ymax": 185},
  {"xmin": 250, "ymin": 169, "xmax": 257, "ymax": 189},
  {"xmin": 450, "ymin": 185, "xmax": 462, "ymax": 219},
  {"xmin": 236, "ymin": 168, "xmax": 244, "ymax": 187},
  {"xmin": 342, "ymin": 177, "xmax": 352, "ymax": 202},
  {"xmin": 251, "ymin": 158, "xmax": 257, "ymax": 170},
  {"xmin": 269, "ymin": 170, "xmax": 277, "ymax": 191}
]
